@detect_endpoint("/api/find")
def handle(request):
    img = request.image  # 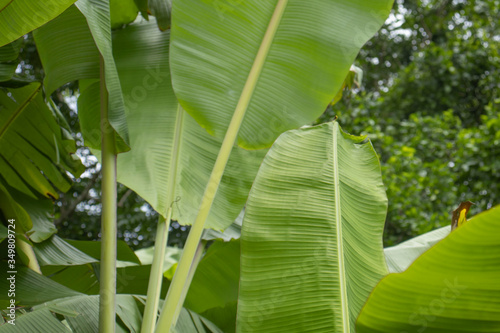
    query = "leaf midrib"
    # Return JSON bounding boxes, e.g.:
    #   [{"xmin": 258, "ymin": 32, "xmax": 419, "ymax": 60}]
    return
[
  {"xmin": 230, "ymin": 0, "xmax": 288, "ymax": 129},
  {"xmin": 332, "ymin": 122, "xmax": 350, "ymax": 332},
  {"xmin": 0, "ymin": 0, "xmax": 14, "ymax": 12}
]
